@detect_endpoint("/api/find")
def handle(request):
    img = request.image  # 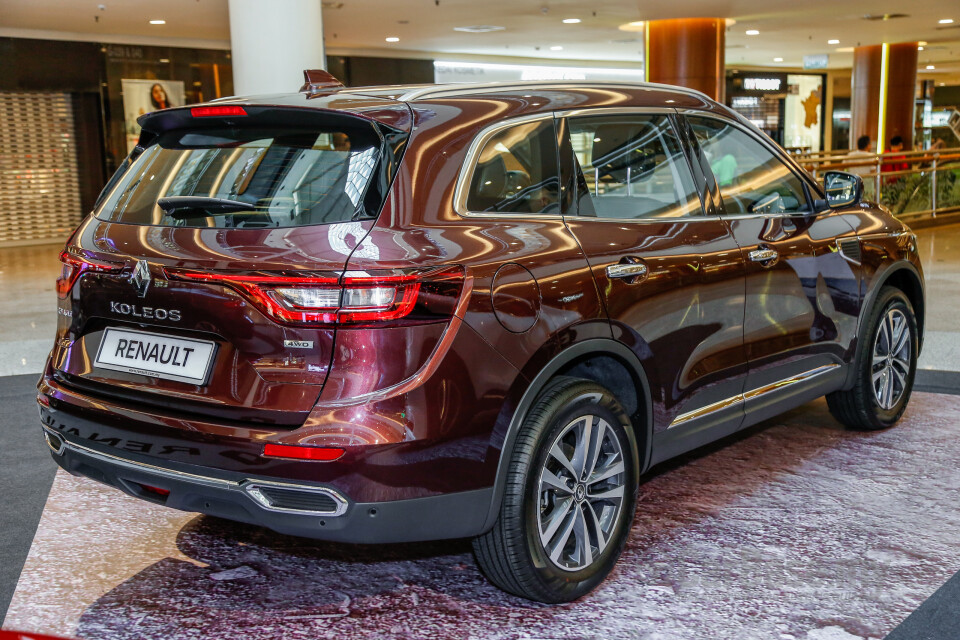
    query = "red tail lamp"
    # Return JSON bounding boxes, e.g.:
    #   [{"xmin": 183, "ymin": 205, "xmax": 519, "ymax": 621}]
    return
[
  {"xmin": 263, "ymin": 443, "xmax": 345, "ymax": 461},
  {"xmin": 190, "ymin": 105, "xmax": 248, "ymax": 117},
  {"xmin": 56, "ymin": 249, "xmax": 123, "ymax": 299}
]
